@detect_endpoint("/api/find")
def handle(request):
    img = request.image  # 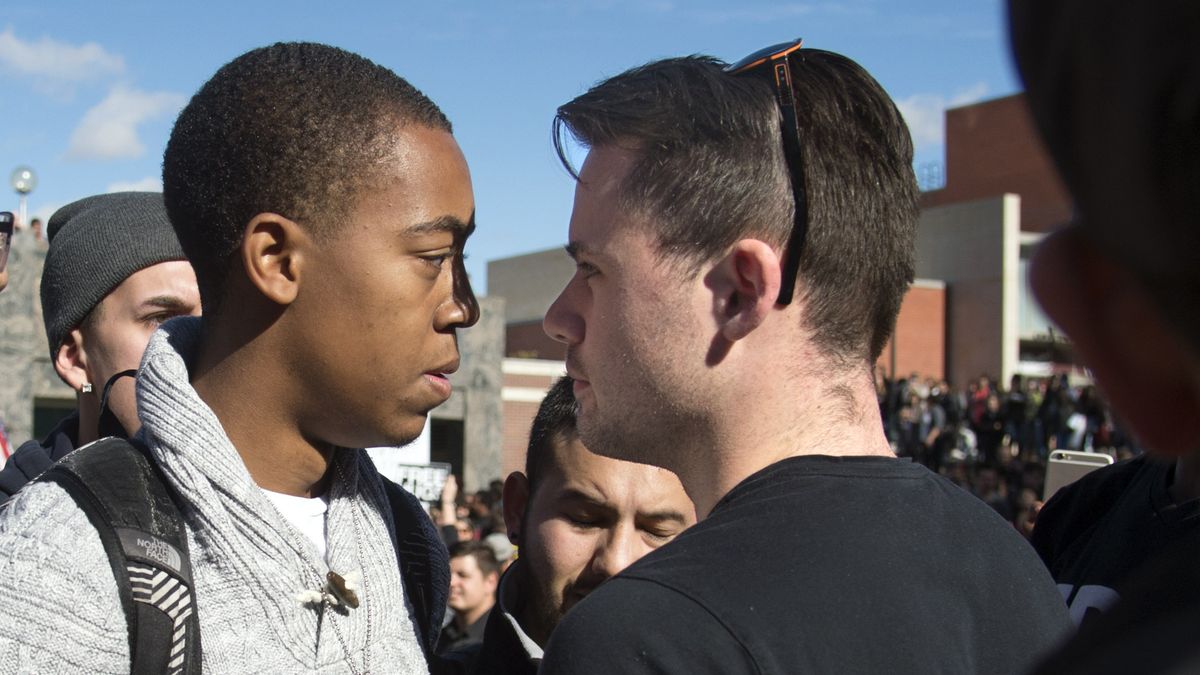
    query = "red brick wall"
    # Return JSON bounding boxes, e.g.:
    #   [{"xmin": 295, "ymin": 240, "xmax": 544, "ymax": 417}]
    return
[
  {"xmin": 877, "ymin": 284, "xmax": 945, "ymax": 381},
  {"xmin": 506, "ymin": 322, "xmax": 566, "ymax": 360},
  {"xmin": 502, "ymin": 399, "xmax": 542, "ymax": 478},
  {"xmin": 921, "ymin": 94, "xmax": 1072, "ymax": 234}
]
